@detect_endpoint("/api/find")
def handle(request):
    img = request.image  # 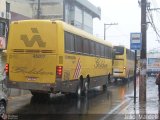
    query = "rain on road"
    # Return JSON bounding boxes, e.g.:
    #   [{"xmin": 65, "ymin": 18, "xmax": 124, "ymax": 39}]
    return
[{"xmin": 7, "ymin": 79, "xmax": 136, "ymax": 120}]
